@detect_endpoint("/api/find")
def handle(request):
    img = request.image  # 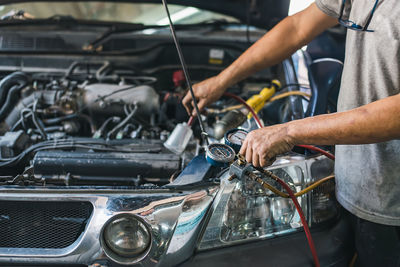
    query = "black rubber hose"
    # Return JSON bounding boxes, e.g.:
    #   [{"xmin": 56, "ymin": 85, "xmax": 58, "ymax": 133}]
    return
[
  {"xmin": 0, "ymin": 72, "xmax": 29, "ymax": 122},
  {"xmin": 0, "ymin": 72, "xmax": 29, "ymax": 108},
  {"xmin": 0, "ymin": 84, "xmax": 29, "ymax": 122}
]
